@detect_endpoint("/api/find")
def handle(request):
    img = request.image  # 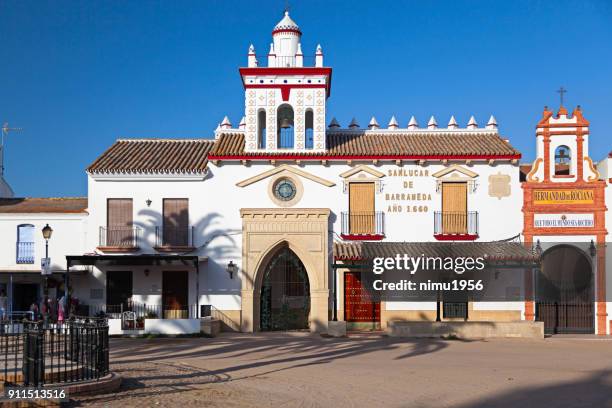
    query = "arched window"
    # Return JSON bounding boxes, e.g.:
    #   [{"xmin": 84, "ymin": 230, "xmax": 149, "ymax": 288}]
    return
[
  {"xmin": 16, "ymin": 224, "xmax": 35, "ymax": 264},
  {"xmin": 277, "ymin": 104, "xmax": 294, "ymax": 149},
  {"xmin": 554, "ymin": 145, "xmax": 571, "ymax": 176},
  {"xmin": 305, "ymin": 109, "xmax": 314, "ymax": 149},
  {"xmin": 257, "ymin": 110, "xmax": 266, "ymax": 149}
]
